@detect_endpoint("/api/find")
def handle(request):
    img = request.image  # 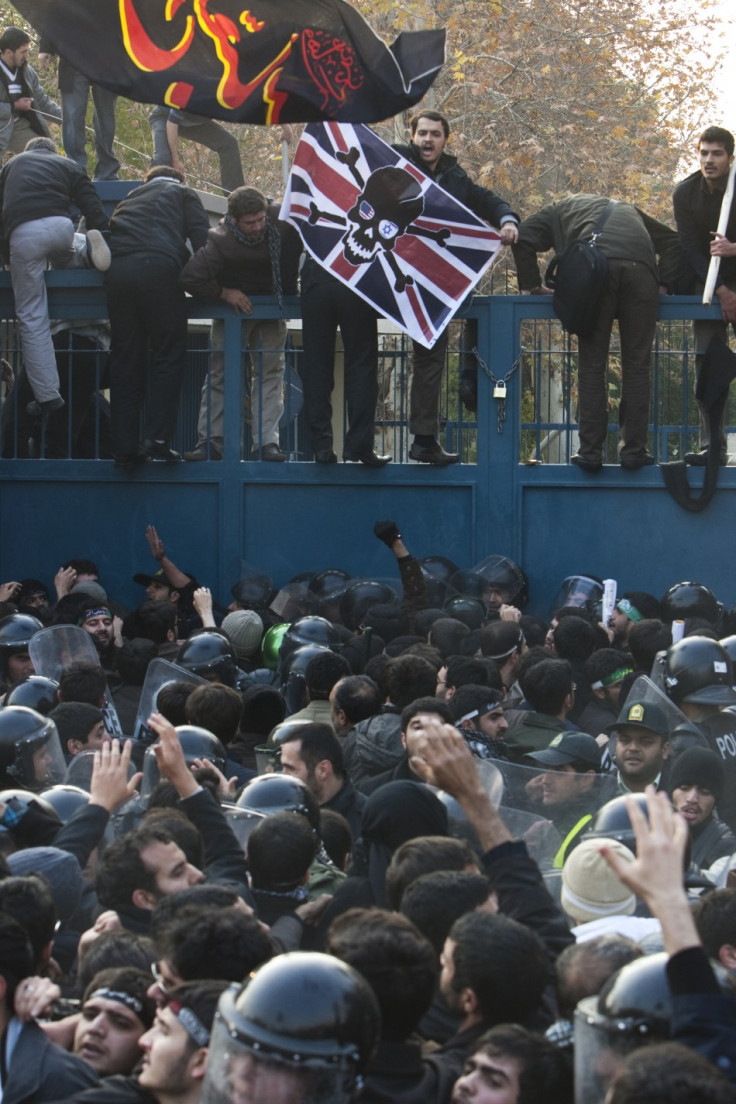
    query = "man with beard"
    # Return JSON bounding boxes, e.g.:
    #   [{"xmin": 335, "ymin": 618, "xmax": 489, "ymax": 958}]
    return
[
  {"xmin": 668, "ymin": 747, "xmax": 736, "ymax": 869},
  {"xmin": 78, "ymin": 603, "xmax": 119, "ymax": 673}
]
